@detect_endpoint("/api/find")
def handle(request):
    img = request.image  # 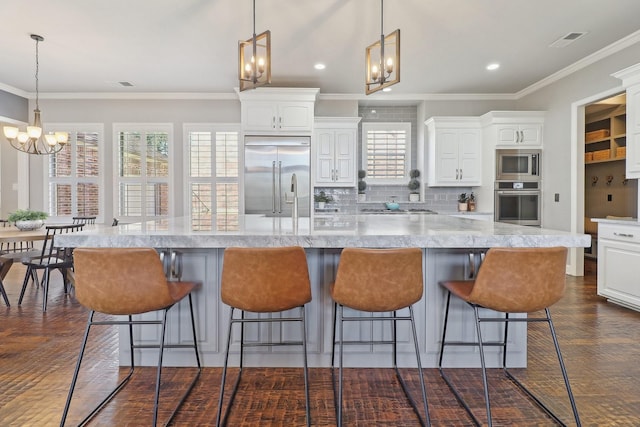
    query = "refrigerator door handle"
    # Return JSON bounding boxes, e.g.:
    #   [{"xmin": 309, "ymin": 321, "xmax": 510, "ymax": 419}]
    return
[
  {"xmin": 278, "ymin": 161, "xmax": 283, "ymax": 213},
  {"xmin": 272, "ymin": 161, "xmax": 276, "ymax": 213}
]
